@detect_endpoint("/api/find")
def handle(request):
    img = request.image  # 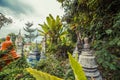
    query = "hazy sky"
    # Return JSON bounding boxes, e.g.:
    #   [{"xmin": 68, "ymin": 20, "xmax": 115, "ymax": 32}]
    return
[{"xmin": 0, "ymin": 0, "xmax": 64, "ymax": 41}]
